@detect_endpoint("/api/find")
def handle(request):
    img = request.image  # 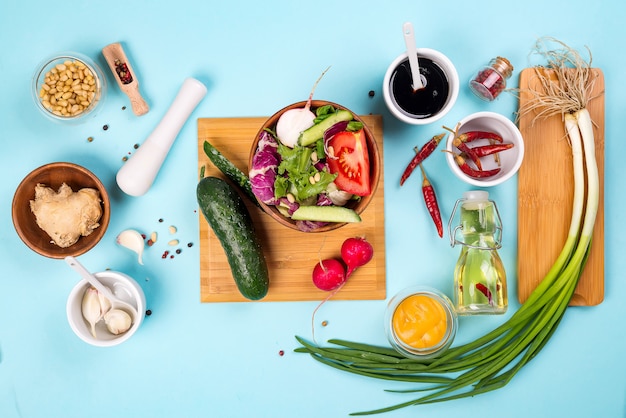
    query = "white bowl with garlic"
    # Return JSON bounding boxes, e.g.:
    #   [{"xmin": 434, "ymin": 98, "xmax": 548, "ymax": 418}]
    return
[{"xmin": 66, "ymin": 270, "xmax": 145, "ymax": 347}]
